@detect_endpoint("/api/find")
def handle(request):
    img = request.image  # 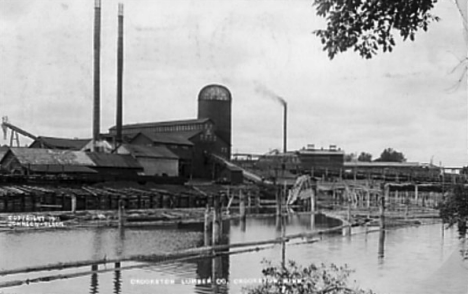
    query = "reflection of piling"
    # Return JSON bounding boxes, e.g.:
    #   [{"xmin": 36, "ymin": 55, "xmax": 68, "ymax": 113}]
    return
[
  {"xmin": 90, "ymin": 264, "xmax": 99, "ymax": 294},
  {"xmin": 378, "ymin": 227, "xmax": 385, "ymax": 259},
  {"xmin": 114, "ymin": 262, "xmax": 121, "ymax": 294},
  {"xmin": 281, "ymin": 215, "xmax": 286, "ymax": 268},
  {"xmin": 378, "ymin": 189, "xmax": 386, "ymax": 260}
]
